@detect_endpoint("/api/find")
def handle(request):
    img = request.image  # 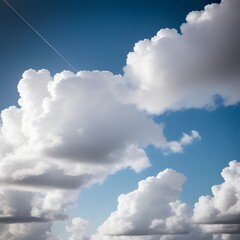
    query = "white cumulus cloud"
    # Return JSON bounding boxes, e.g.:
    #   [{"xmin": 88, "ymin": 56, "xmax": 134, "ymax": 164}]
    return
[
  {"xmin": 0, "ymin": 69, "xmax": 196, "ymax": 193},
  {"xmin": 93, "ymin": 161, "xmax": 240, "ymax": 240},
  {"xmin": 193, "ymin": 160, "xmax": 240, "ymax": 238},
  {"xmin": 123, "ymin": 0, "xmax": 240, "ymax": 114},
  {"xmin": 95, "ymin": 169, "xmax": 191, "ymax": 236},
  {"xmin": 66, "ymin": 217, "xmax": 90, "ymax": 240},
  {"xmin": 193, "ymin": 160, "xmax": 240, "ymax": 226}
]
